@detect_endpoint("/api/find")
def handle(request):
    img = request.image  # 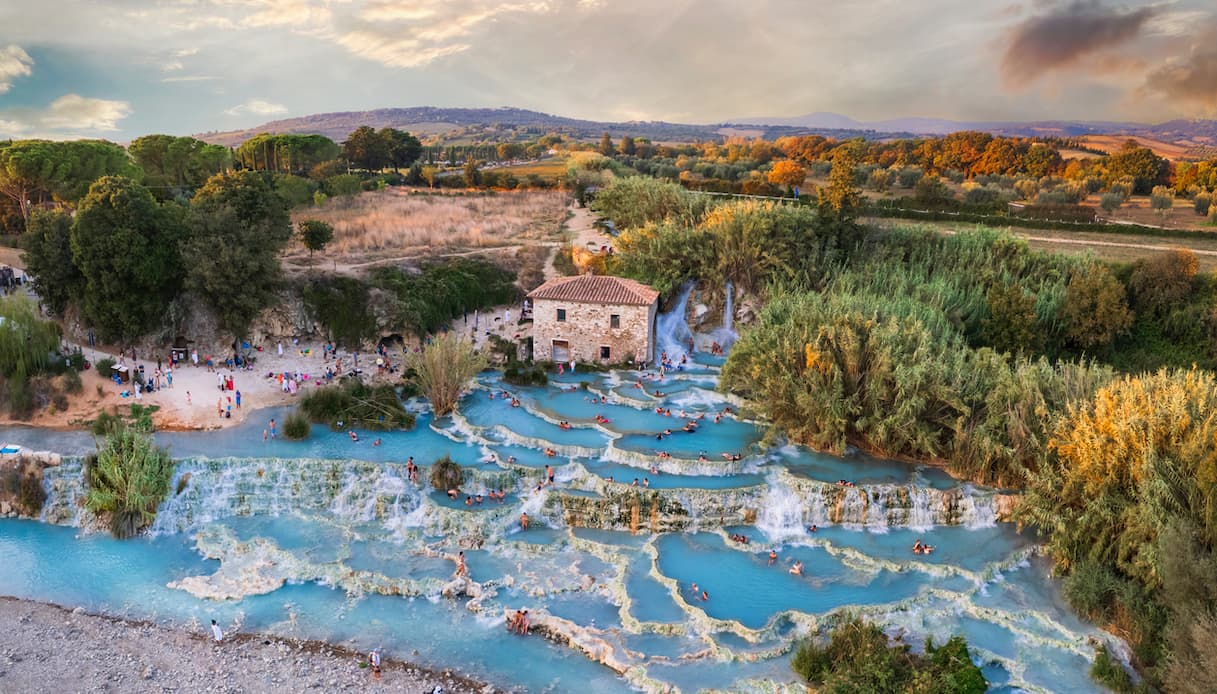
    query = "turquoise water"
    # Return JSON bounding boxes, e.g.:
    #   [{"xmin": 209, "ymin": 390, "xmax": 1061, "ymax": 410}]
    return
[{"xmin": 1, "ymin": 363, "xmax": 1122, "ymax": 693}]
